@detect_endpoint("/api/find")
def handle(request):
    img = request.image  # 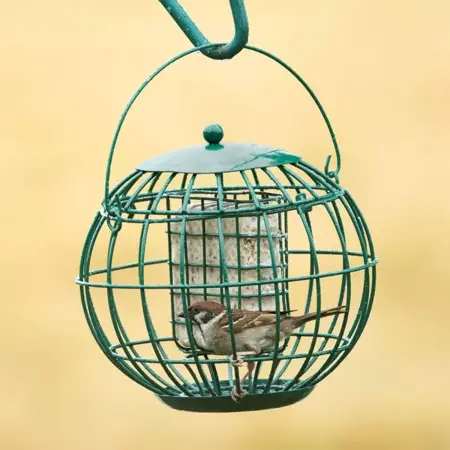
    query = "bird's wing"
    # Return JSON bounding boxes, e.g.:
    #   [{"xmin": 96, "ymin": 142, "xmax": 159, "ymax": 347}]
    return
[
  {"xmin": 218, "ymin": 310, "xmax": 287, "ymax": 334},
  {"xmin": 264, "ymin": 309, "xmax": 297, "ymax": 315}
]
